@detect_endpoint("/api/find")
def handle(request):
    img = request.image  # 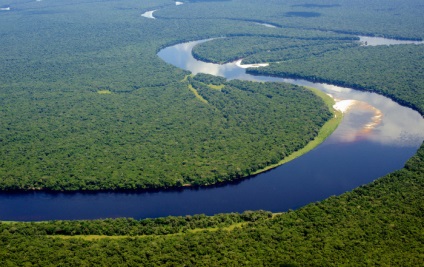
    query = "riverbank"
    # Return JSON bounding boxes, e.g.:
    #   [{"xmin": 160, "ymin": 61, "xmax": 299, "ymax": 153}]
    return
[{"xmin": 252, "ymin": 87, "xmax": 342, "ymax": 175}]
